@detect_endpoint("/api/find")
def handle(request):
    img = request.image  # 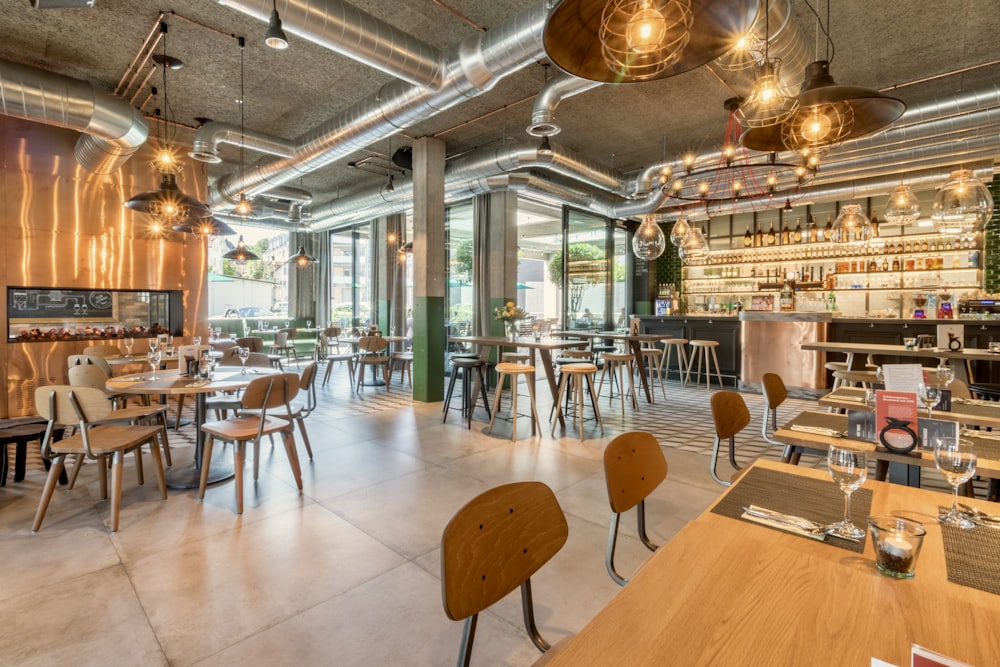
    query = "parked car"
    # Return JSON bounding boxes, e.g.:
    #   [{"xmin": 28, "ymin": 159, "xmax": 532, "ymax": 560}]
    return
[{"xmin": 222, "ymin": 306, "xmax": 272, "ymax": 318}]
